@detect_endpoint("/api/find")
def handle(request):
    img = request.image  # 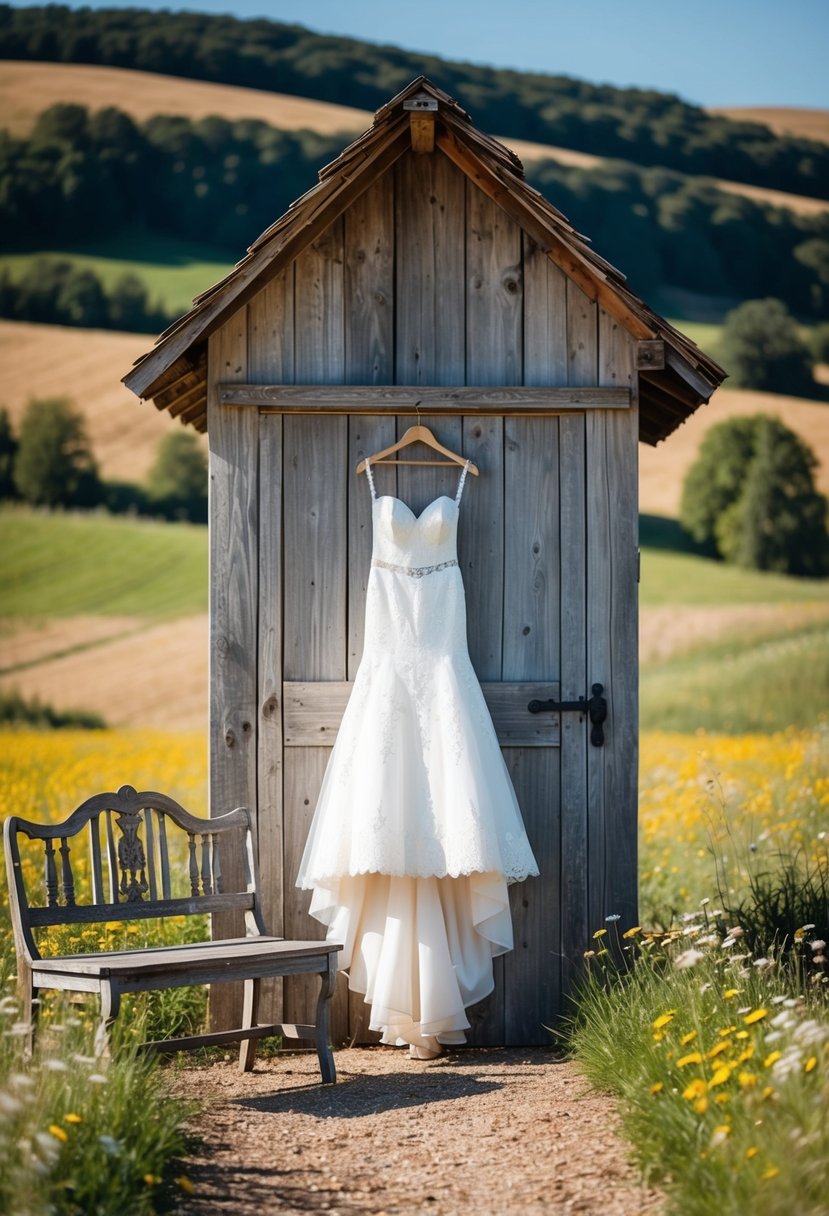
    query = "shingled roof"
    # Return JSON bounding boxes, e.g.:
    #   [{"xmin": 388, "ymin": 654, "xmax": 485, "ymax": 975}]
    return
[{"xmin": 123, "ymin": 77, "xmax": 726, "ymax": 444}]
